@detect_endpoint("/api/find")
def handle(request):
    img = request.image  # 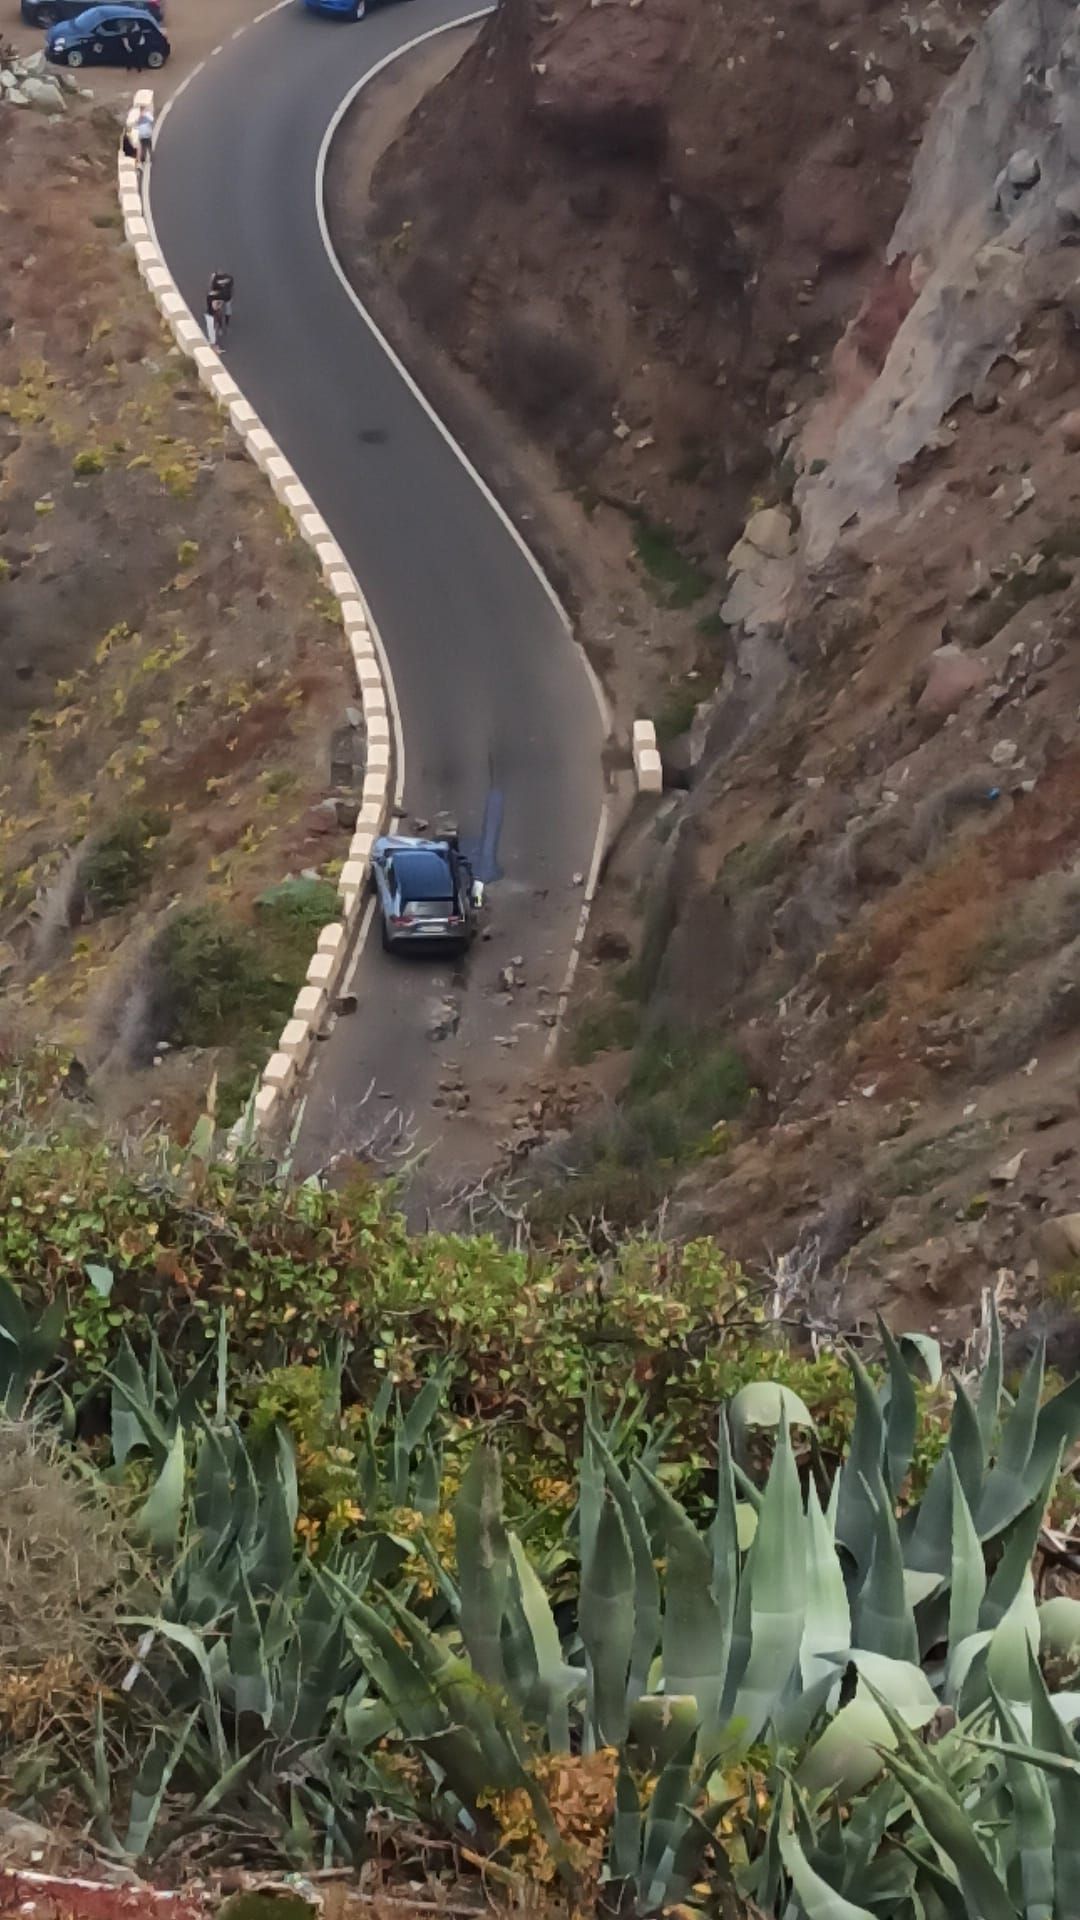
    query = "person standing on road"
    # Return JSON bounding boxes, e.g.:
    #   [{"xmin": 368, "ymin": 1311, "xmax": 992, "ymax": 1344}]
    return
[
  {"xmin": 208, "ymin": 269, "xmax": 234, "ymax": 324},
  {"xmin": 204, "ymin": 291, "xmax": 226, "ymax": 351},
  {"xmin": 136, "ymin": 104, "xmax": 154, "ymax": 165}
]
